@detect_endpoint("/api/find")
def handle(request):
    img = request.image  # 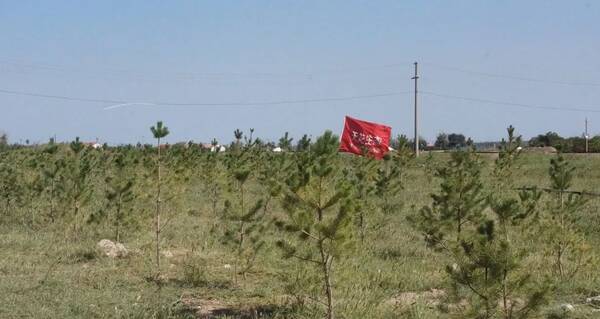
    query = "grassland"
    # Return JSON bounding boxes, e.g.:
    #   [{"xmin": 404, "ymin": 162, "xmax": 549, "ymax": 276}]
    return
[{"xmin": 1, "ymin": 145, "xmax": 600, "ymax": 318}]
